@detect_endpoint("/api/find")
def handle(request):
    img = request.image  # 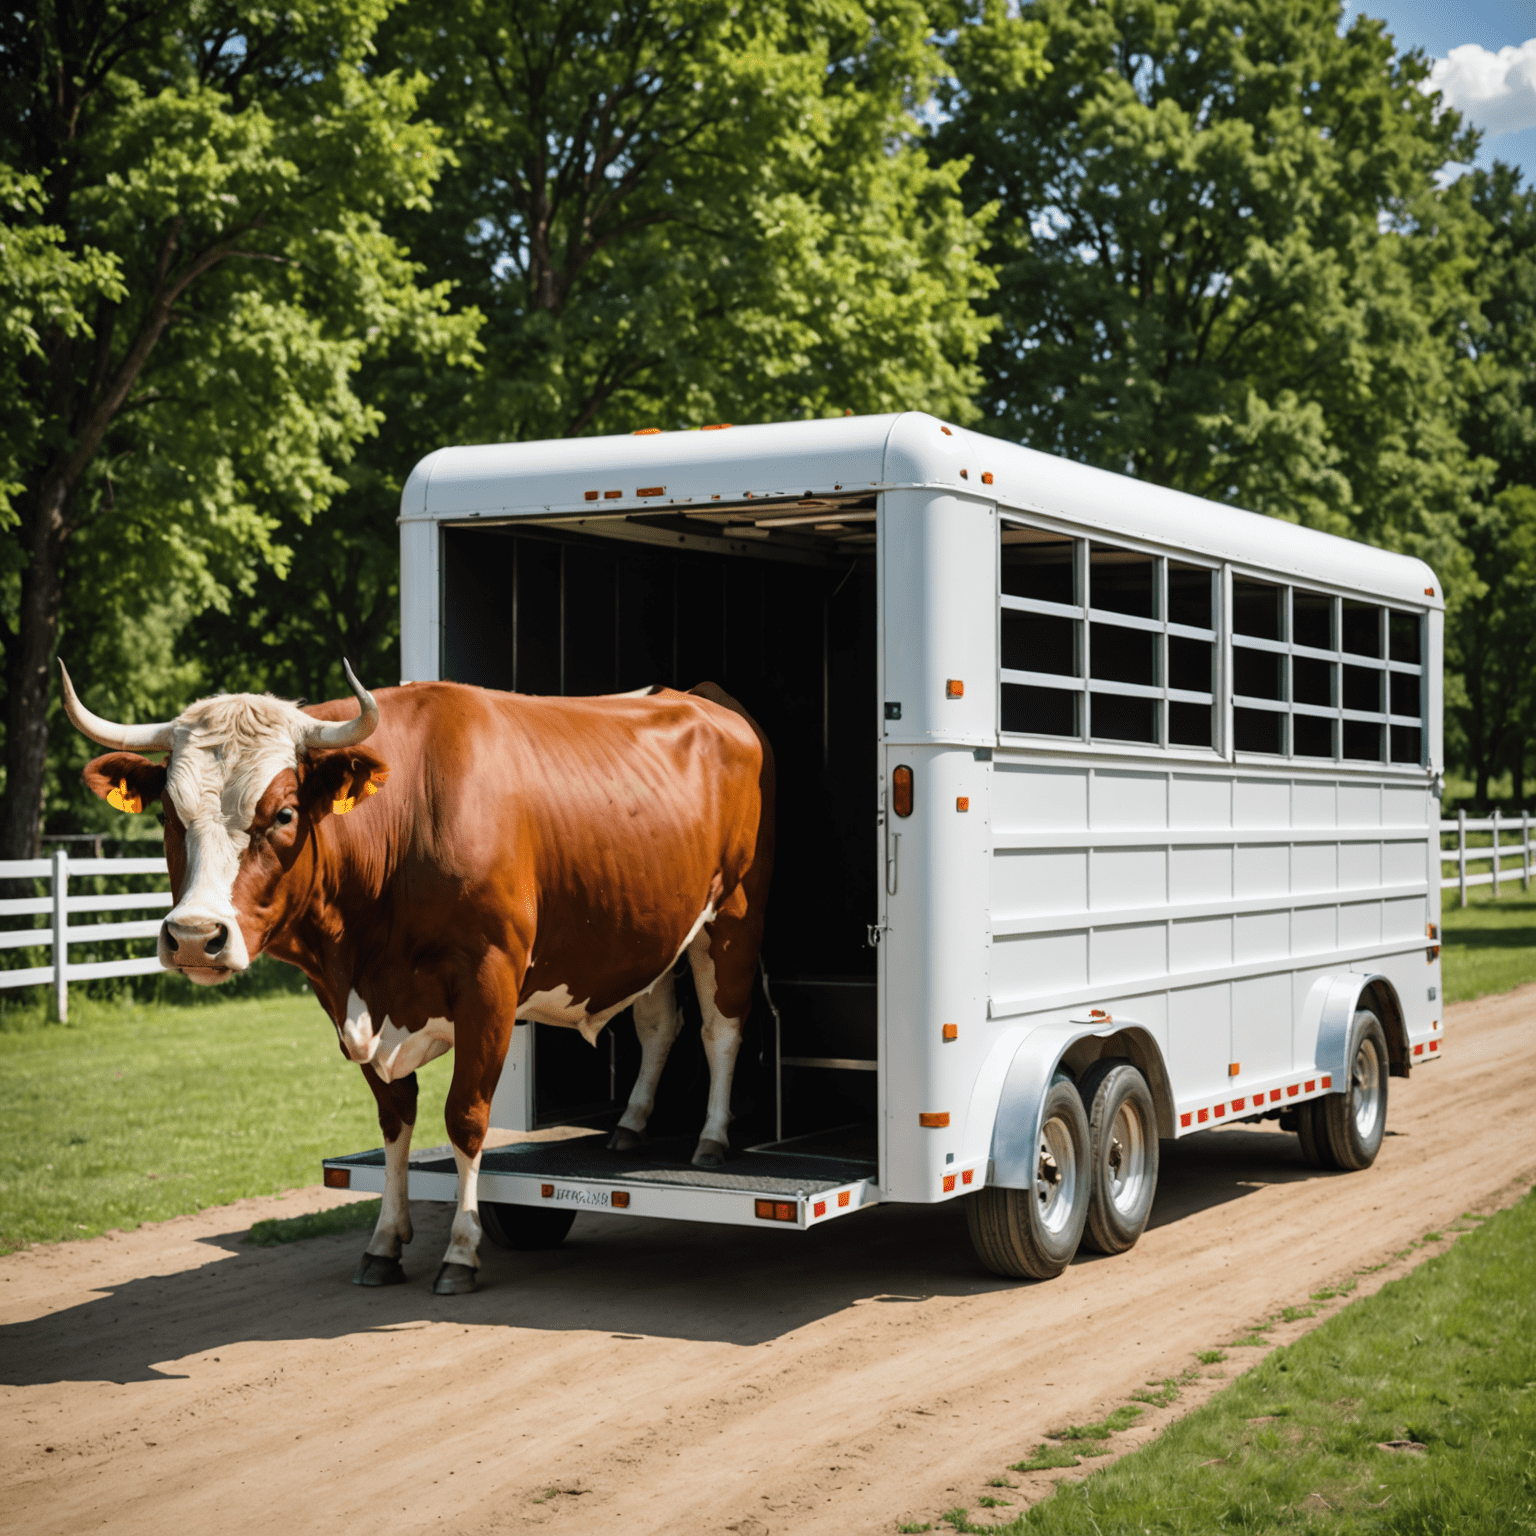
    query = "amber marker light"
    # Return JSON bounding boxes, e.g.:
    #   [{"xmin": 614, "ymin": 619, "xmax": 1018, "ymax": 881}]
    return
[
  {"xmin": 981, "ymin": 472, "xmax": 994, "ymax": 485},
  {"xmin": 323, "ymin": 1166, "xmax": 350, "ymax": 1190},
  {"xmin": 942, "ymin": 1024, "xmax": 958, "ymax": 1042},
  {"xmin": 892, "ymin": 765, "xmax": 914, "ymax": 818},
  {"xmin": 702, "ymin": 423, "xmax": 732, "ymax": 431},
  {"xmin": 962, "ymin": 1169, "xmax": 974, "ymax": 1186},
  {"xmin": 611, "ymin": 1191, "xmax": 631, "ymax": 1209},
  {"xmin": 633, "ymin": 427, "xmax": 661, "ymax": 435},
  {"xmin": 1229, "ymin": 1062, "xmax": 1241, "ymax": 1077},
  {"xmin": 637, "ymin": 486, "xmax": 664, "ymax": 497},
  {"xmin": 956, "ymin": 796, "xmax": 970, "ymax": 812},
  {"xmin": 946, "ymin": 678, "xmax": 965, "ymax": 698},
  {"xmin": 837, "ymin": 1190, "xmax": 851, "ymax": 1207},
  {"xmin": 943, "ymin": 1175, "xmax": 956, "ymax": 1192},
  {"xmin": 603, "ymin": 489, "xmax": 622, "ymax": 499},
  {"xmin": 919, "ymin": 1112, "xmax": 950, "ymax": 1128},
  {"xmin": 583, "ymin": 490, "xmax": 600, "ymax": 501},
  {"xmin": 1424, "ymin": 587, "xmax": 1435, "ymax": 596},
  {"xmin": 541, "ymin": 1183, "xmax": 555, "ymax": 1199}
]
